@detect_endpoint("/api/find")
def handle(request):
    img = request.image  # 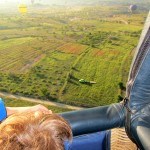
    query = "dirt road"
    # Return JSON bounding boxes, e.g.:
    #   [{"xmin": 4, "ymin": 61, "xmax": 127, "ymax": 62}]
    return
[{"xmin": 0, "ymin": 92, "xmax": 83, "ymax": 110}]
